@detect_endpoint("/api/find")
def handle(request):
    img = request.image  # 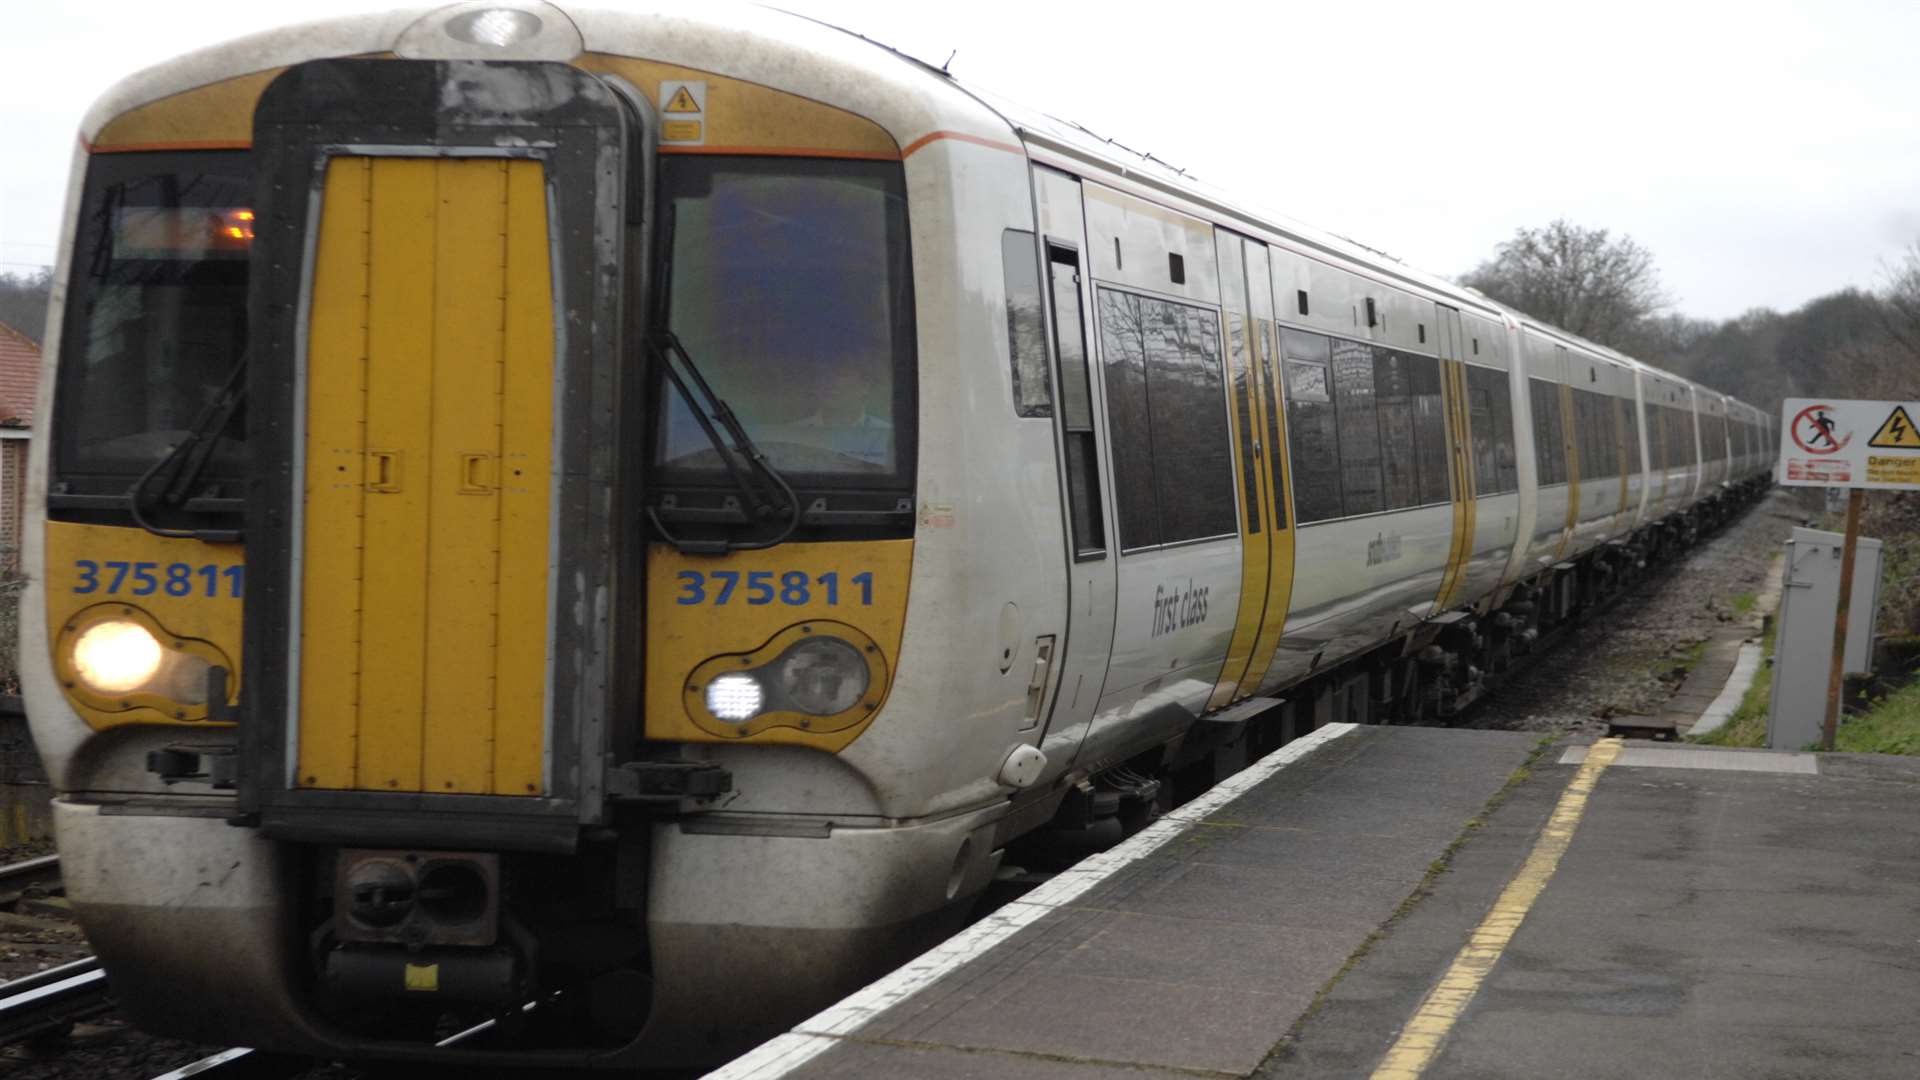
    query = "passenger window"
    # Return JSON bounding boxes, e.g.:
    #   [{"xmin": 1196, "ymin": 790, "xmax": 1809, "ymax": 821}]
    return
[
  {"xmin": 1409, "ymin": 354, "xmax": 1449, "ymax": 505},
  {"xmin": 1529, "ymin": 378, "xmax": 1567, "ymax": 486},
  {"xmin": 1332, "ymin": 338, "xmax": 1383, "ymax": 516},
  {"xmin": 1371, "ymin": 351, "xmax": 1447, "ymax": 509},
  {"xmin": 1047, "ymin": 246, "xmax": 1105, "ymax": 559},
  {"xmin": 1257, "ymin": 322, "xmax": 1289, "ymax": 528},
  {"xmin": 1003, "ymin": 230, "xmax": 1051, "ymax": 418},
  {"xmin": 1624, "ymin": 400, "xmax": 1642, "ymax": 477},
  {"xmin": 1229, "ymin": 313, "xmax": 1260, "ymax": 533},
  {"xmin": 1095, "ymin": 287, "xmax": 1236, "ymax": 550},
  {"xmin": 1283, "ymin": 329, "xmax": 1341, "ymax": 524},
  {"xmin": 1374, "ymin": 351, "xmax": 1418, "ymax": 510}
]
